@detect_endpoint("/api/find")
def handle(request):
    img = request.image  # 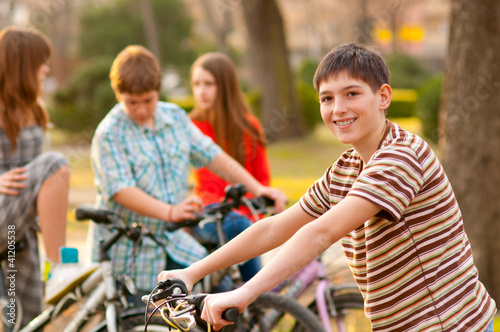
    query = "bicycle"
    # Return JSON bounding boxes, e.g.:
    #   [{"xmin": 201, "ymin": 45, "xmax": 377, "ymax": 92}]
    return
[
  {"xmin": 0, "ymin": 207, "xmax": 171, "ymax": 332},
  {"xmin": 147, "ymin": 184, "xmax": 325, "ymax": 331},
  {"xmin": 271, "ymin": 252, "xmax": 370, "ymax": 332},
  {"xmin": 144, "ymin": 278, "xmax": 328, "ymax": 332},
  {"xmin": 164, "ymin": 183, "xmax": 369, "ymax": 331}
]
